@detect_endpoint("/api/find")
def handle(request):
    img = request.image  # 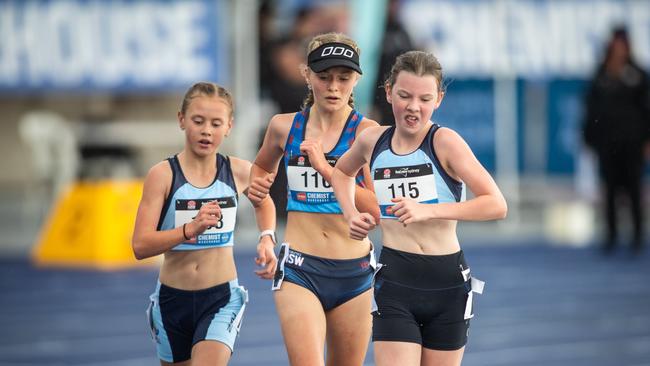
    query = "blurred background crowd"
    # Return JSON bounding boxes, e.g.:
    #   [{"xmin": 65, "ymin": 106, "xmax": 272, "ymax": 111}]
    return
[{"xmin": 1, "ymin": 0, "xmax": 649, "ymax": 256}]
